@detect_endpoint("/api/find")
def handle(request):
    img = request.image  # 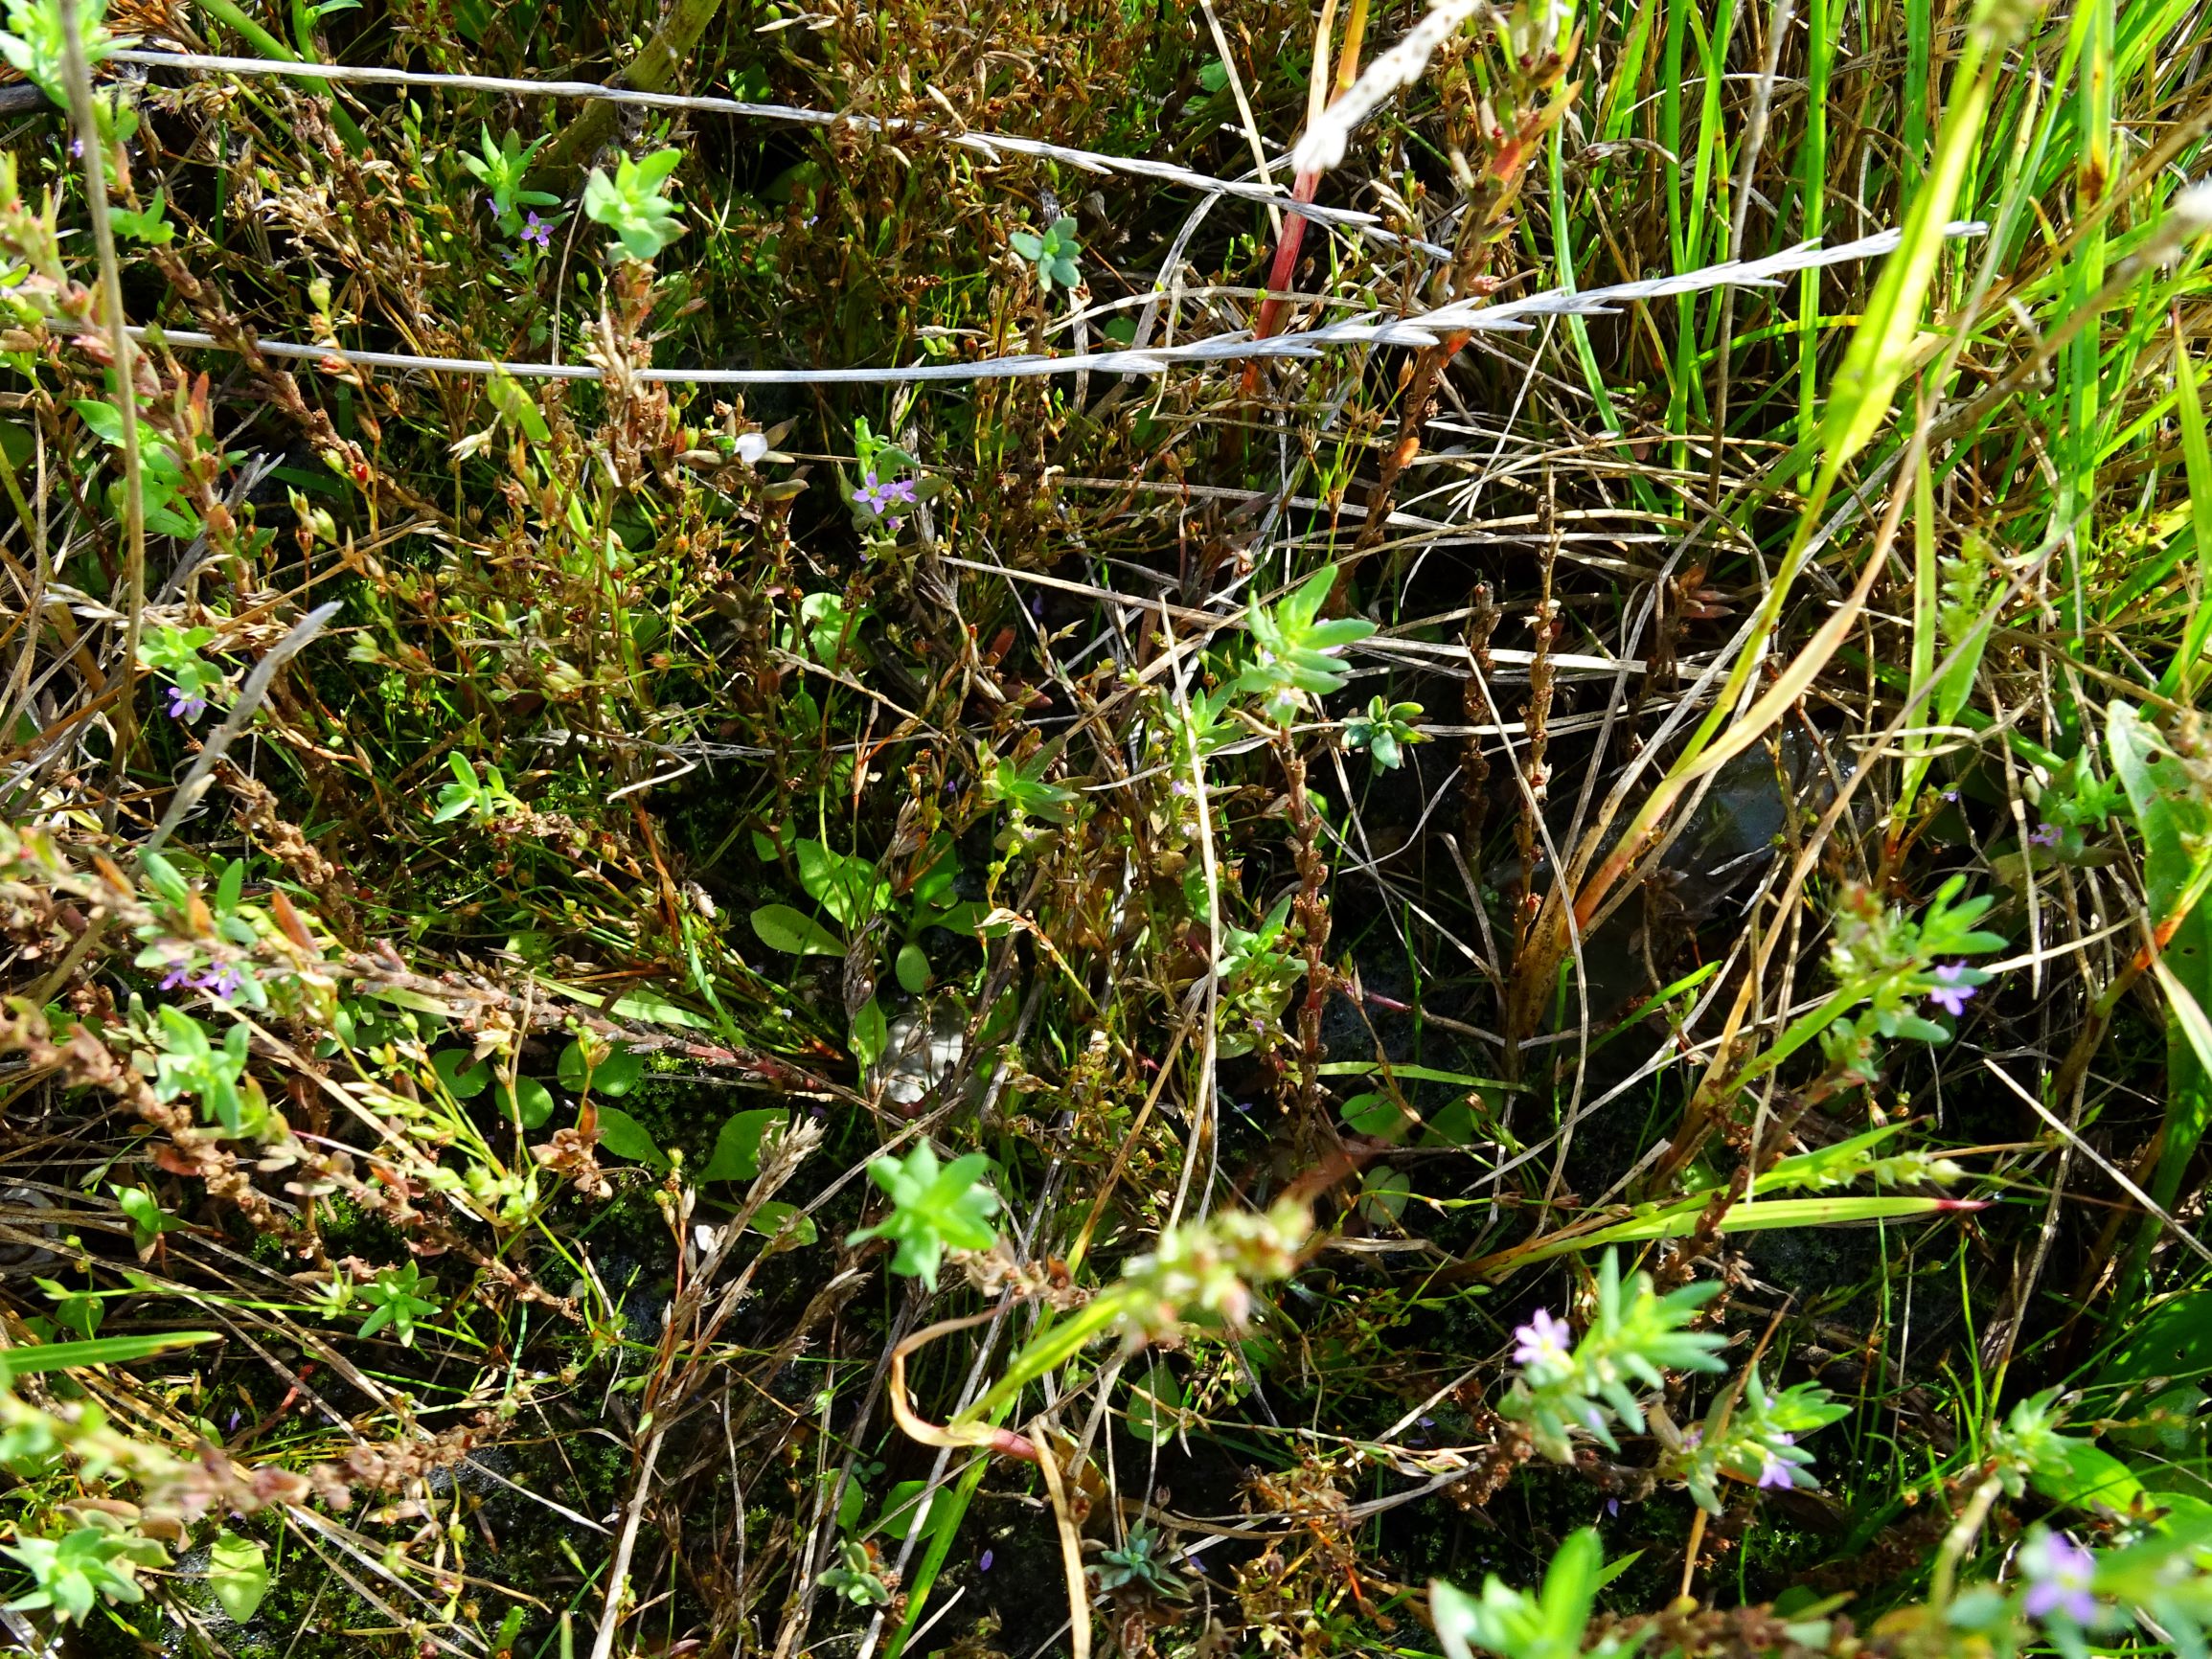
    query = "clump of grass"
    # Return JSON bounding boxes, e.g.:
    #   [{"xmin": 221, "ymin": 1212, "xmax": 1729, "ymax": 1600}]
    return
[{"xmin": 3, "ymin": 0, "xmax": 2212, "ymax": 1653}]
